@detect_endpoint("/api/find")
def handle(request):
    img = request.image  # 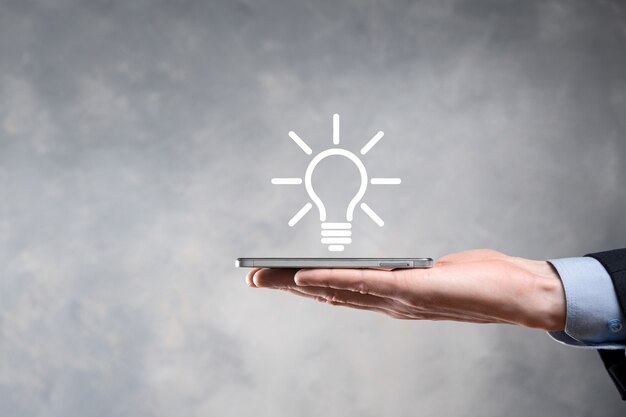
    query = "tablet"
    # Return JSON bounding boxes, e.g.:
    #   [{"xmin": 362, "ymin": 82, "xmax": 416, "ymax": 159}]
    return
[{"xmin": 235, "ymin": 258, "xmax": 433, "ymax": 269}]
